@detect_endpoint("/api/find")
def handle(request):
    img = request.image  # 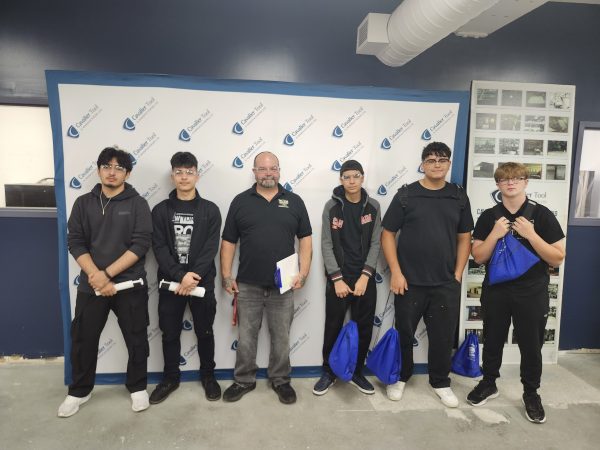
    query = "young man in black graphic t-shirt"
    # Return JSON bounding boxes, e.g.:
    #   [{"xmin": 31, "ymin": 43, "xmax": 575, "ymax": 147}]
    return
[{"xmin": 150, "ymin": 152, "xmax": 222, "ymax": 404}]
